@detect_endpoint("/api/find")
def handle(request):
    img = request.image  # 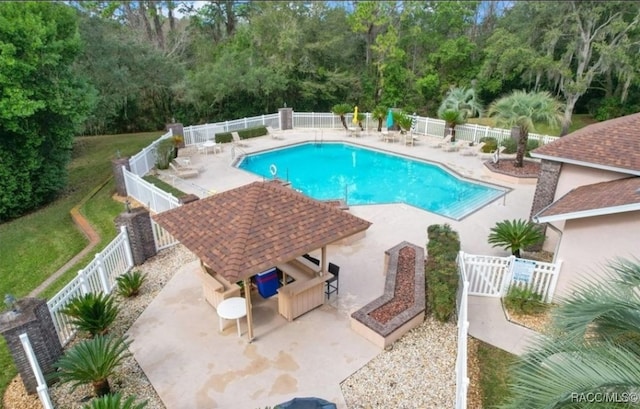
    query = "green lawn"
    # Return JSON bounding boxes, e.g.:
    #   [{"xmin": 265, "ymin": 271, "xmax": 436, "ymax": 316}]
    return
[
  {"xmin": 0, "ymin": 131, "xmax": 161, "ymax": 406},
  {"xmin": 477, "ymin": 341, "xmax": 516, "ymax": 408},
  {"xmin": 143, "ymin": 175, "xmax": 187, "ymax": 198},
  {"xmin": 468, "ymin": 113, "xmax": 597, "ymax": 136}
]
